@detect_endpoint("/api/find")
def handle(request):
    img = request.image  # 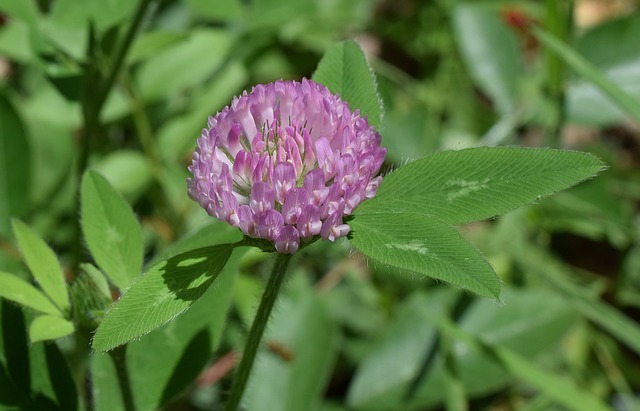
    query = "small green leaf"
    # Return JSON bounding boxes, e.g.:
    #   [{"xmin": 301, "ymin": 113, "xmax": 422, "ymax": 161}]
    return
[
  {"xmin": 29, "ymin": 315, "xmax": 74, "ymax": 343},
  {"xmin": 360, "ymin": 147, "xmax": 607, "ymax": 225},
  {"xmin": 349, "ymin": 212, "xmax": 500, "ymax": 298},
  {"xmin": 92, "ymin": 243, "xmax": 234, "ymax": 352},
  {"xmin": 313, "ymin": 40, "xmax": 383, "ymax": 129},
  {"xmin": 0, "ymin": 271, "xmax": 61, "ymax": 316},
  {"xmin": 0, "ymin": 94, "xmax": 30, "ymax": 238},
  {"xmin": 452, "ymin": 4, "xmax": 522, "ymax": 114},
  {"xmin": 81, "ymin": 170, "xmax": 143, "ymax": 290},
  {"xmin": 11, "ymin": 220, "xmax": 69, "ymax": 312}
]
